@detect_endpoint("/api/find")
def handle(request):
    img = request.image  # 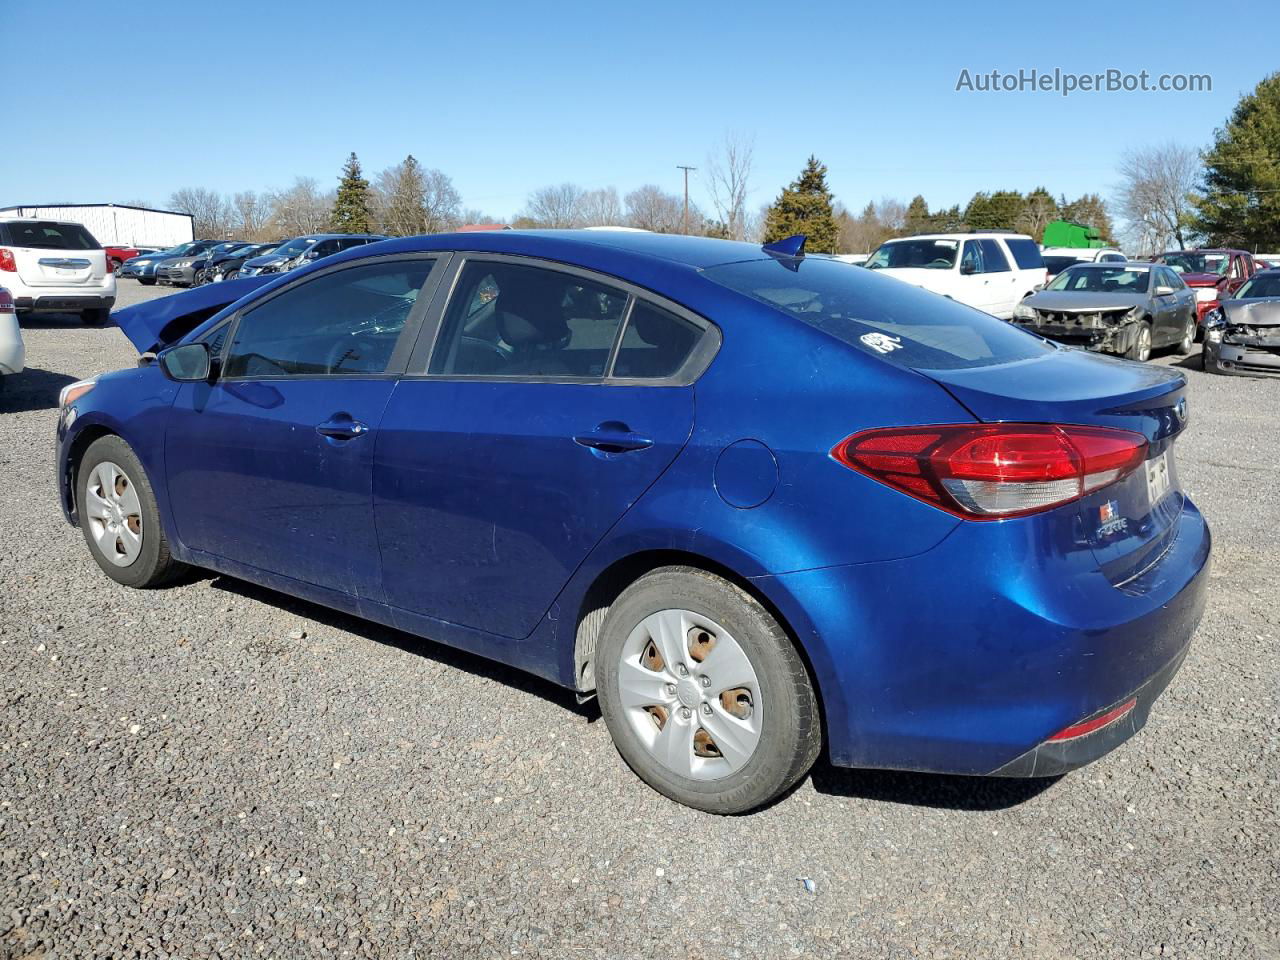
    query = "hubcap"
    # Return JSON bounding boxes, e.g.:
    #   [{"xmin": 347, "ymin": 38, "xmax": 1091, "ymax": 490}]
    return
[
  {"xmin": 618, "ymin": 609, "xmax": 762, "ymax": 780},
  {"xmin": 84, "ymin": 460, "xmax": 143, "ymax": 567}
]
